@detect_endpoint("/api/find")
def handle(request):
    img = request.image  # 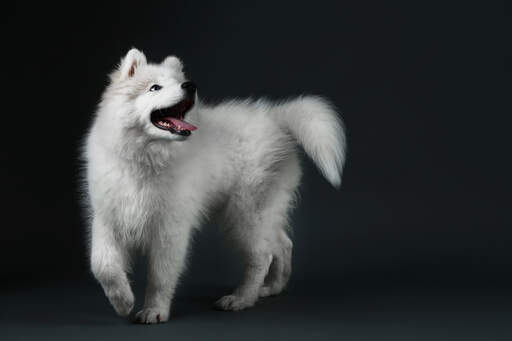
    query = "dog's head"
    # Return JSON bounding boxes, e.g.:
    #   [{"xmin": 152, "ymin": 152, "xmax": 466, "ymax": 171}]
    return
[{"xmin": 104, "ymin": 48, "xmax": 198, "ymax": 142}]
